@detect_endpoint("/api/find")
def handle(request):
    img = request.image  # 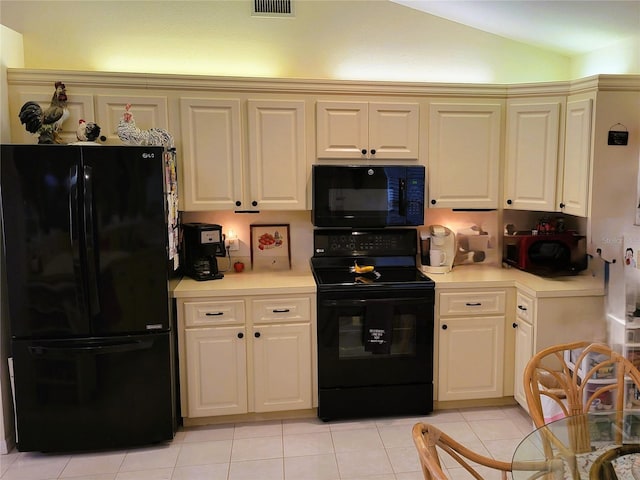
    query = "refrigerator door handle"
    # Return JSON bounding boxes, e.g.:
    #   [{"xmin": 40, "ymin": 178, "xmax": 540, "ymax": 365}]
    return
[
  {"xmin": 27, "ymin": 339, "xmax": 154, "ymax": 357},
  {"xmin": 83, "ymin": 164, "xmax": 101, "ymax": 317}
]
